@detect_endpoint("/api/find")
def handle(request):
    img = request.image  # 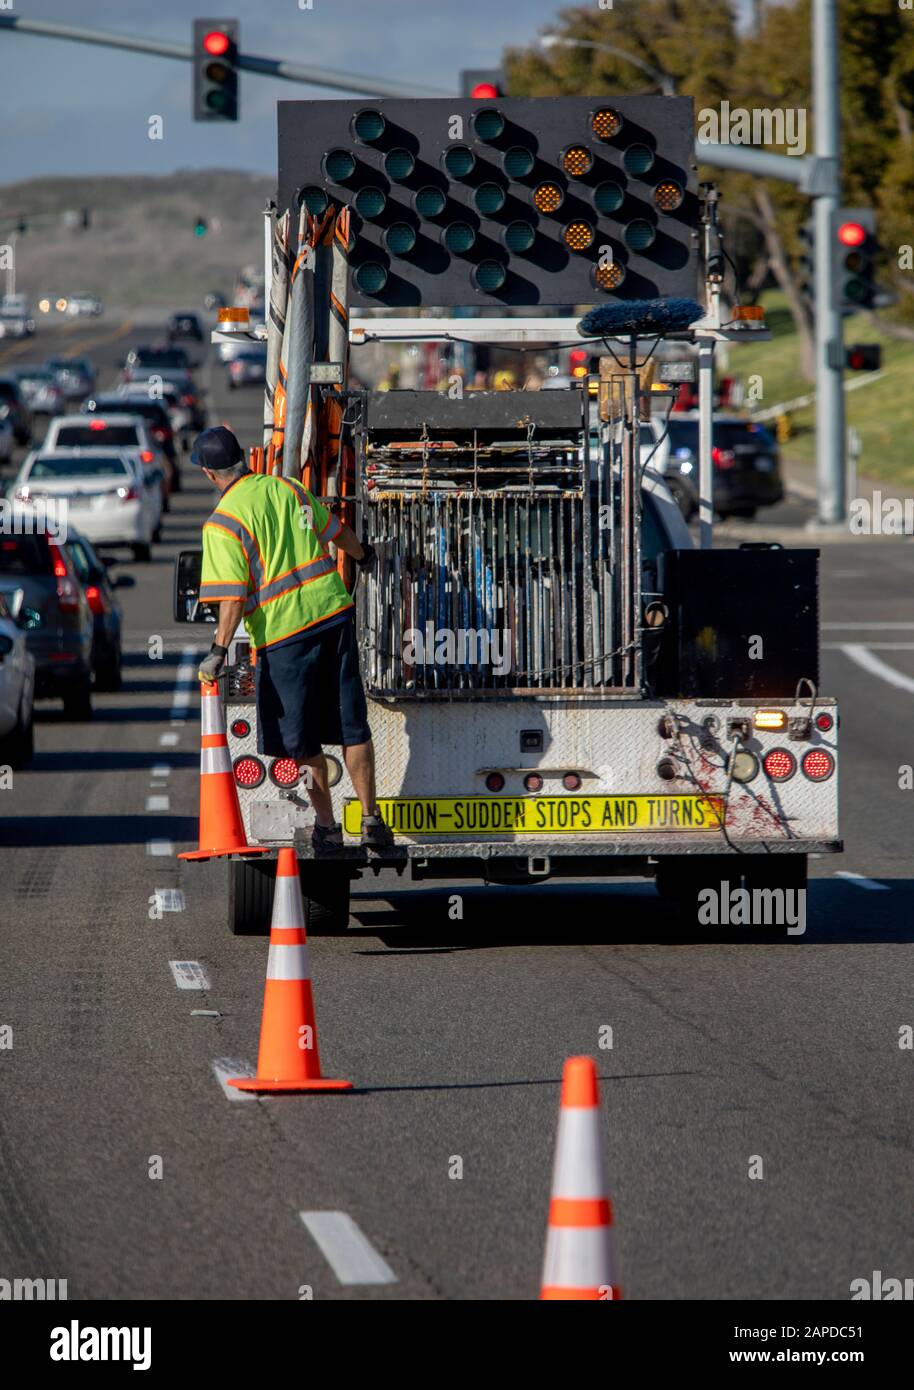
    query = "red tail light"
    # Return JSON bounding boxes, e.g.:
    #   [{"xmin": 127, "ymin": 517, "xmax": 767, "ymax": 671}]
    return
[
  {"xmin": 524, "ymin": 772, "xmax": 543, "ymax": 792},
  {"xmin": 181, "ymin": 394, "xmax": 195, "ymax": 406},
  {"xmin": 89, "ymin": 419, "xmax": 108, "ymax": 431},
  {"xmin": 84, "ymin": 583, "xmax": 105, "ymax": 615},
  {"xmin": 562, "ymin": 772, "xmax": 582, "ymax": 791},
  {"xmin": 50, "ymin": 545, "xmax": 79, "ymax": 613},
  {"xmin": 152, "ymin": 426, "xmax": 168, "ymax": 441},
  {"xmin": 712, "ymin": 446, "xmax": 736, "ymax": 470},
  {"xmin": 485, "ymin": 772, "xmax": 505, "ymax": 792},
  {"xmin": 140, "ymin": 450, "xmax": 154, "ymax": 464},
  {"xmin": 801, "ymin": 749, "xmax": 834, "ymax": 781},
  {"xmin": 230, "ymin": 718, "xmax": 251, "ymax": 738},
  {"xmin": 815, "ymin": 712, "xmax": 834, "ymax": 732},
  {"xmin": 269, "ymin": 757, "xmax": 301, "ymax": 787},
  {"xmin": 763, "ymin": 748, "xmax": 796, "ymax": 781},
  {"xmin": 116, "ymin": 485, "xmax": 139, "ymax": 503},
  {"xmin": 233, "ymin": 756, "xmax": 265, "ymax": 787}
]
